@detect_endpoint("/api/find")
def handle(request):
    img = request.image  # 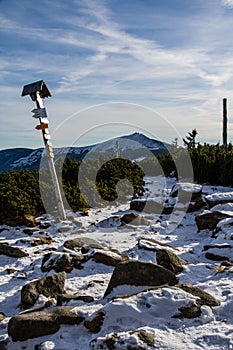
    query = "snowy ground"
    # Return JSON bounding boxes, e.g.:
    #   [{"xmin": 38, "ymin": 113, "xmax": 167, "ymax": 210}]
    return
[{"xmin": 0, "ymin": 176, "xmax": 233, "ymax": 349}]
